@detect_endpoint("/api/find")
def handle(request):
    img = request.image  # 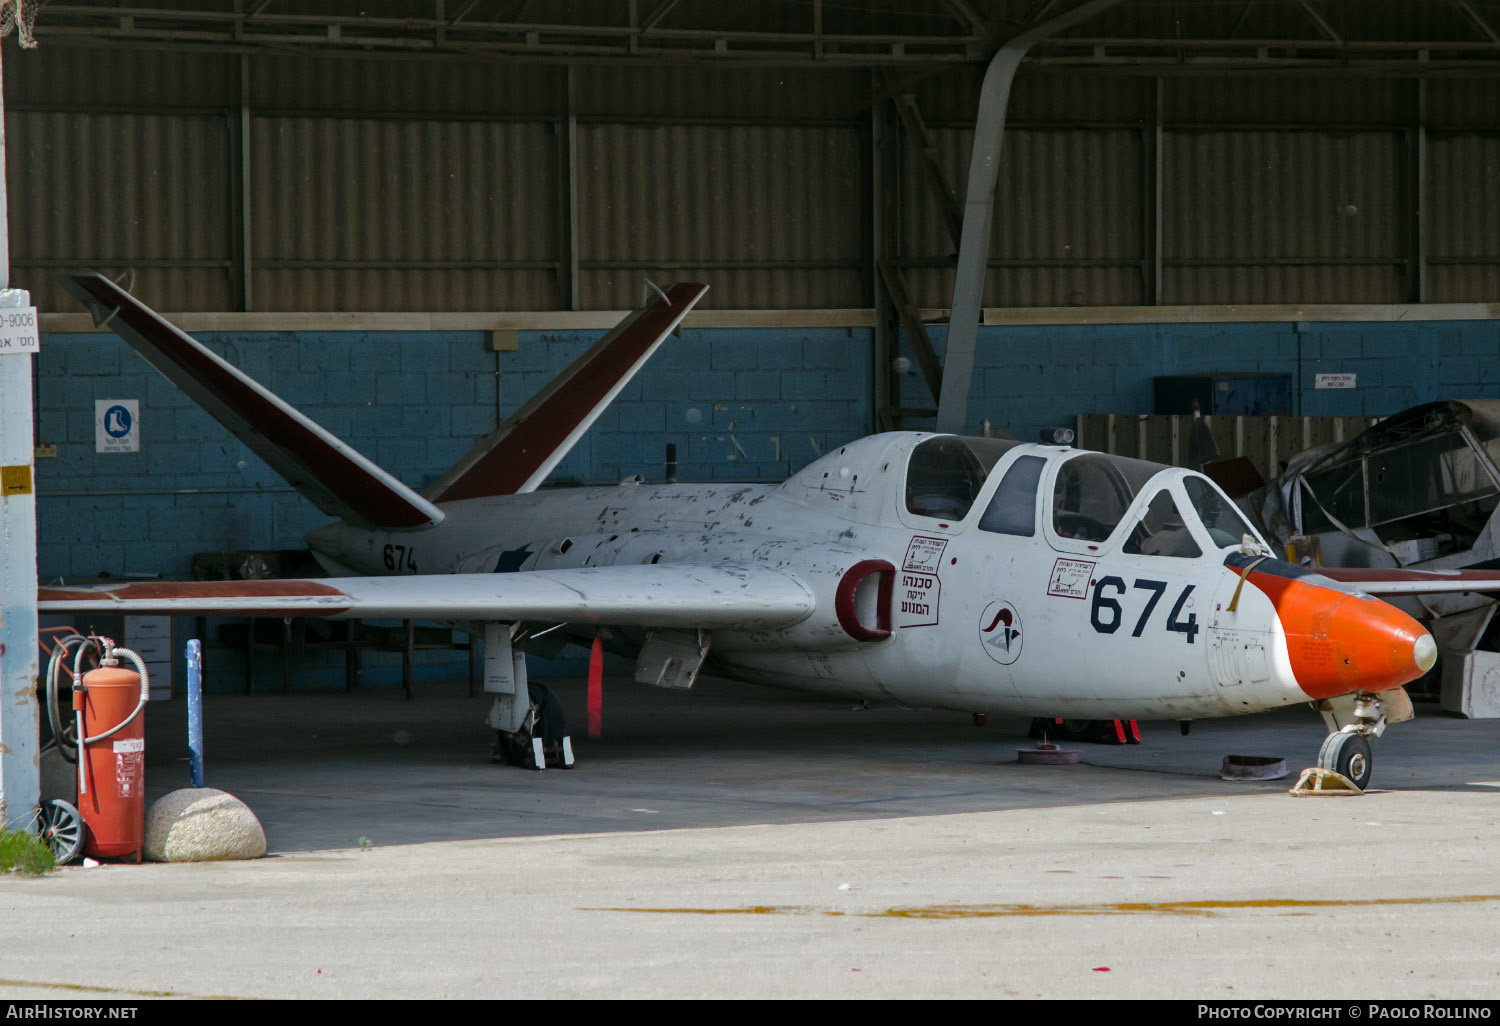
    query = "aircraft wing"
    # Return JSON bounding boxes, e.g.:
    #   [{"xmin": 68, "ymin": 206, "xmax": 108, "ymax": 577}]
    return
[
  {"xmin": 1317, "ymin": 567, "xmax": 1500, "ymax": 597},
  {"xmin": 38, "ymin": 563, "xmax": 815, "ymax": 631}
]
